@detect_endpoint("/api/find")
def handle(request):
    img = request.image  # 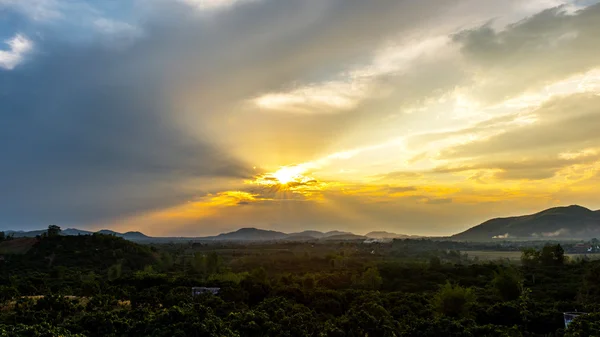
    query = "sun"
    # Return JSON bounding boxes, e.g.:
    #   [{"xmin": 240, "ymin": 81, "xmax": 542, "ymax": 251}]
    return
[{"xmin": 272, "ymin": 166, "xmax": 304, "ymax": 184}]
